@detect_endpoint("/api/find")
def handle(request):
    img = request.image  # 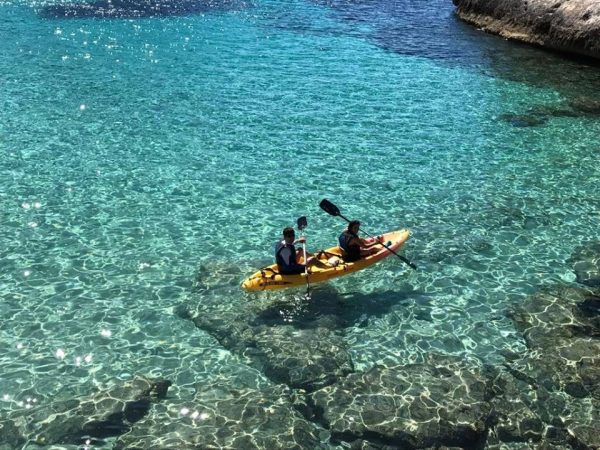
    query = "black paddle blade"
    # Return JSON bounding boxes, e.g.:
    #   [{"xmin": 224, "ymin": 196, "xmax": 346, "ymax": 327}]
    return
[
  {"xmin": 319, "ymin": 199, "xmax": 340, "ymax": 217},
  {"xmin": 297, "ymin": 216, "xmax": 307, "ymax": 230}
]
